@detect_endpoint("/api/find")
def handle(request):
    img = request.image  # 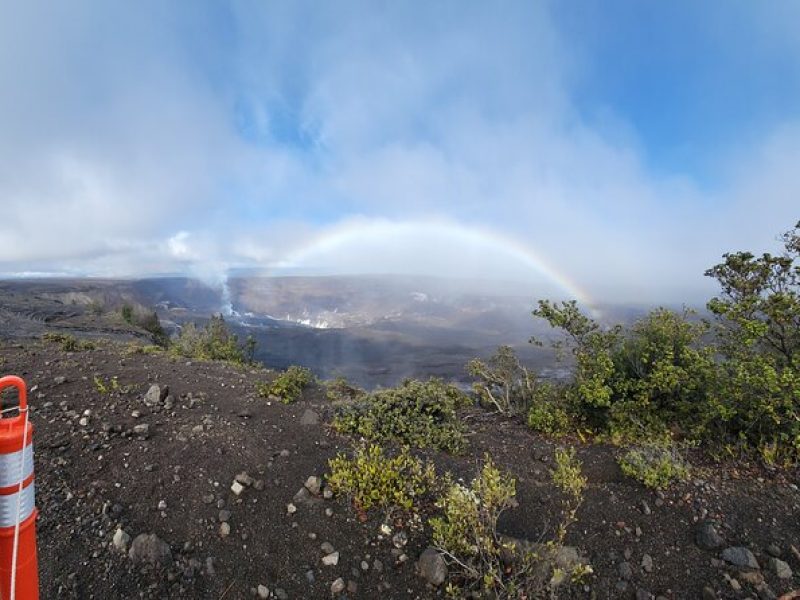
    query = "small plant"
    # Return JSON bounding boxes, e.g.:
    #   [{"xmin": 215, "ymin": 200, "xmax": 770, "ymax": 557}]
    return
[
  {"xmin": 618, "ymin": 443, "xmax": 689, "ymax": 489},
  {"xmin": 467, "ymin": 346, "xmax": 537, "ymax": 414},
  {"xmin": 527, "ymin": 381, "xmax": 572, "ymax": 435},
  {"xmin": 552, "ymin": 447, "xmax": 587, "ymax": 501},
  {"xmin": 42, "ymin": 332, "xmax": 95, "ymax": 352},
  {"xmin": 120, "ymin": 303, "xmax": 134, "ymax": 324},
  {"xmin": 256, "ymin": 365, "xmax": 314, "ymax": 403},
  {"xmin": 93, "ymin": 376, "xmax": 126, "ymax": 395},
  {"xmin": 333, "ymin": 378, "xmax": 470, "ymax": 453},
  {"xmin": 431, "ymin": 453, "xmax": 589, "ymax": 598},
  {"xmin": 171, "ymin": 315, "xmax": 253, "ymax": 364},
  {"xmin": 327, "ymin": 444, "xmax": 436, "ymax": 513},
  {"xmin": 324, "ymin": 376, "xmax": 365, "ymax": 403}
]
